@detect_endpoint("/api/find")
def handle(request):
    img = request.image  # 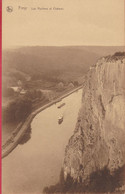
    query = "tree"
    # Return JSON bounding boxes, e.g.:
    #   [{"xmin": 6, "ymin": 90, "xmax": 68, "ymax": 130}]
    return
[
  {"xmin": 2, "ymin": 97, "xmax": 32, "ymax": 124},
  {"xmin": 36, "ymin": 90, "xmax": 42, "ymax": 98},
  {"xmin": 15, "ymin": 98, "xmax": 32, "ymax": 121},
  {"xmin": 74, "ymin": 81, "xmax": 79, "ymax": 86},
  {"xmin": 114, "ymin": 52, "xmax": 125, "ymax": 56},
  {"xmin": 2, "ymin": 87, "xmax": 14, "ymax": 97}
]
